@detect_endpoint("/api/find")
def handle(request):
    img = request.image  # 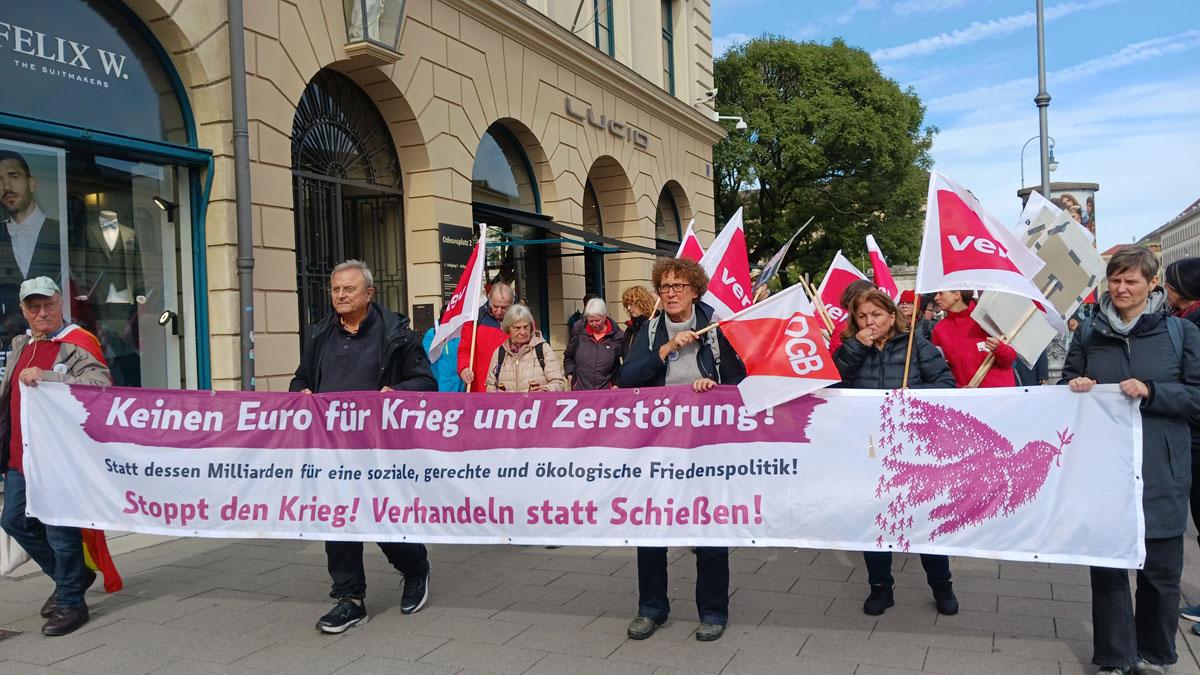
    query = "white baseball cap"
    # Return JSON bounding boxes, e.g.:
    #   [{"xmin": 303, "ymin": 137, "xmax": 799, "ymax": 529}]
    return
[{"xmin": 19, "ymin": 276, "xmax": 60, "ymax": 302}]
